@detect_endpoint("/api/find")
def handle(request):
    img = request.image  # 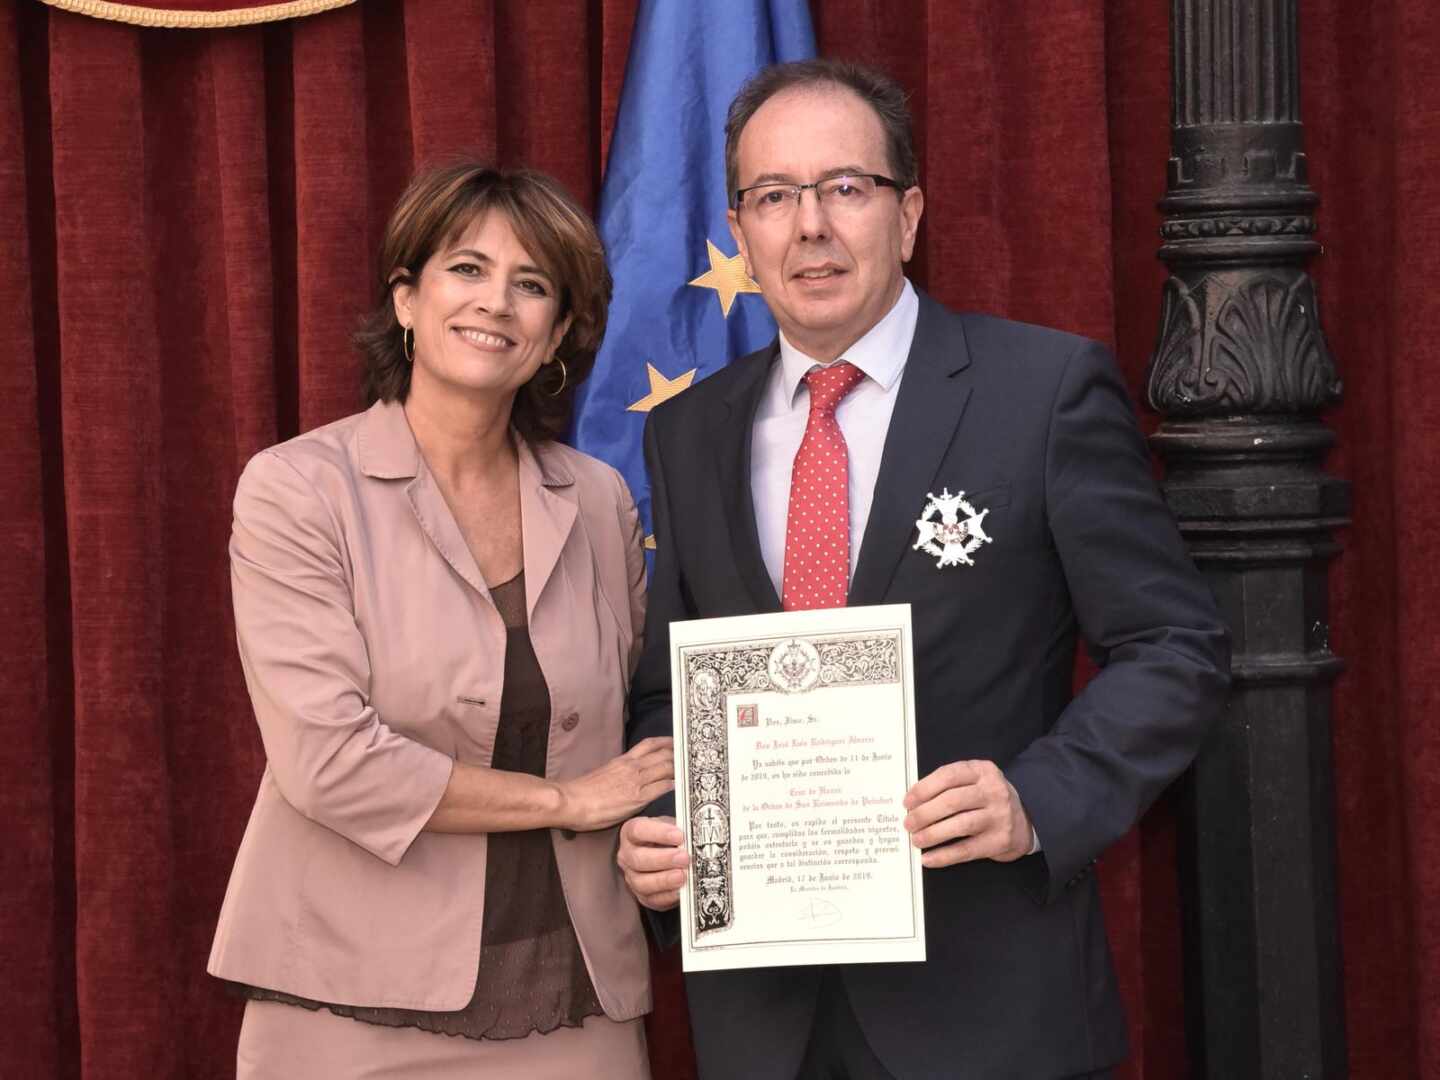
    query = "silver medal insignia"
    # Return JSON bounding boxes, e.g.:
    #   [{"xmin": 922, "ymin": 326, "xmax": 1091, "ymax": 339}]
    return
[{"xmin": 913, "ymin": 488, "xmax": 992, "ymax": 568}]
